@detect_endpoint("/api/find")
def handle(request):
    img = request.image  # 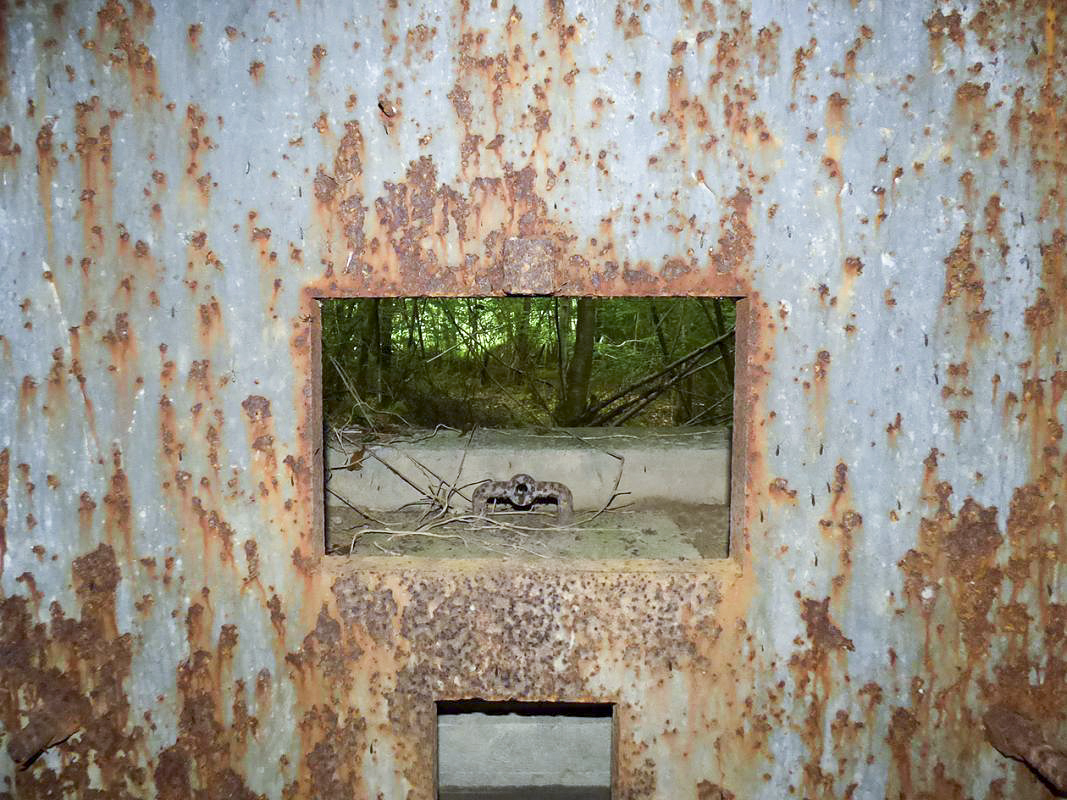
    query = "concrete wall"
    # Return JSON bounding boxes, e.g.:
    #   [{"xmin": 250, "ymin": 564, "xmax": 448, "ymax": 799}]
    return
[
  {"xmin": 438, "ymin": 712, "xmax": 611, "ymax": 789},
  {"xmin": 327, "ymin": 427, "xmax": 730, "ymax": 510},
  {"xmin": 1, "ymin": 1, "xmax": 1065, "ymax": 798}
]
